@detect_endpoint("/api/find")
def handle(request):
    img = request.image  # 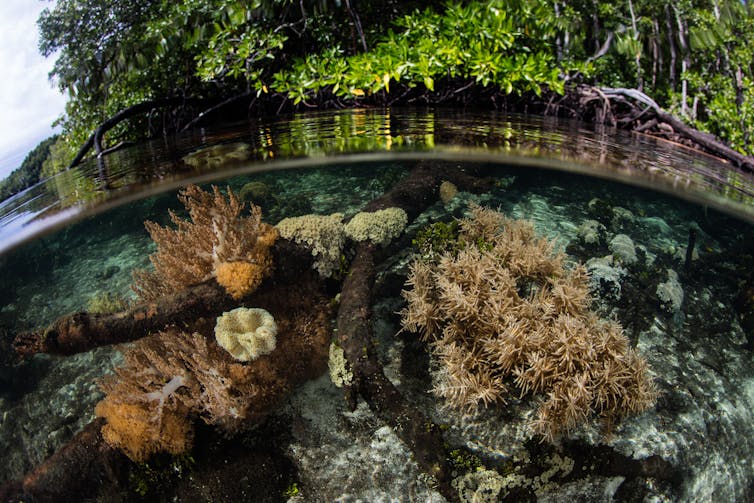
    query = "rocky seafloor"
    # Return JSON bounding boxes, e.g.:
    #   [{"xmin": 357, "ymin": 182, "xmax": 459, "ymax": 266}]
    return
[{"xmin": 0, "ymin": 163, "xmax": 752, "ymax": 501}]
